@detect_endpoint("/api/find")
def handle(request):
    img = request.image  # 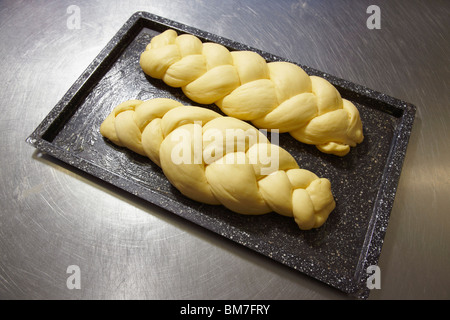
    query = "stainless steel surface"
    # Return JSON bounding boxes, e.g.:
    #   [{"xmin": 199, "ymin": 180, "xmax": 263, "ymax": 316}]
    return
[{"xmin": 1, "ymin": 0, "xmax": 448, "ymax": 300}]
